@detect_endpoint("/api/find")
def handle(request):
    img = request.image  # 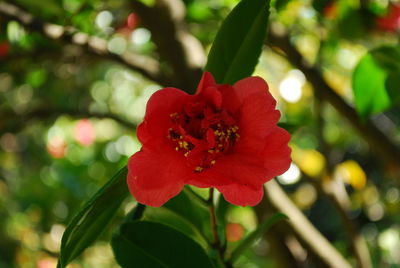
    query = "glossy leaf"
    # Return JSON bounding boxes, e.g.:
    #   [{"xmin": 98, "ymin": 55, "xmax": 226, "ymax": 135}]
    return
[
  {"xmin": 352, "ymin": 46, "xmax": 400, "ymax": 119},
  {"xmin": 386, "ymin": 71, "xmax": 400, "ymax": 104},
  {"xmin": 143, "ymin": 206, "xmax": 209, "ymax": 249},
  {"xmin": 111, "ymin": 221, "xmax": 215, "ymax": 268},
  {"xmin": 163, "ymin": 188, "xmax": 212, "ymax": 241},
  {"xmin": 205, "ymin": 0, "xmax": 271, "ymax": 84},
  {"xmin": 58, "ymin": 167, "xmax": 129, "ymax": 268}
]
